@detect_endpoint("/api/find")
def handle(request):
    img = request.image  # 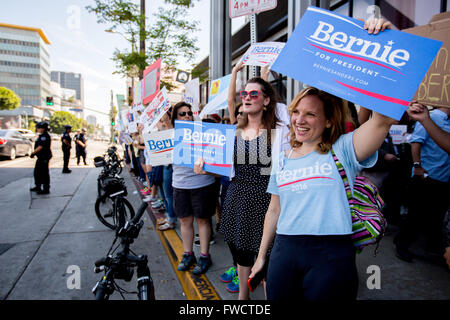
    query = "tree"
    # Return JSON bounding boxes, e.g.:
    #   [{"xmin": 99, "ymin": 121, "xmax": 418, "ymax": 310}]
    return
[
  {"xmin": 49, "ymin": 111, "xmax": 82, "ymax": 134},
  {"xmin": 86, "ymin": 0, "xmax": 200, "ymax": 92},
  {"xmin": 0, "ymin": 87, "xmax": 21, "ymax": 111}
]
